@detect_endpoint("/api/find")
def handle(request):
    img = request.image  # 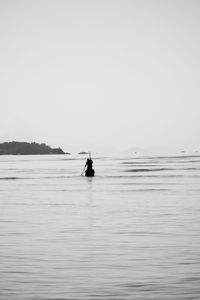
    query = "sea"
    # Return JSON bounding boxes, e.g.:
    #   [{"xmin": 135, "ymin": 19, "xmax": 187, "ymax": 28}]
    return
[{"xmin": 0, "ymin": 153, "xmax": 200, "ymax": 300}]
